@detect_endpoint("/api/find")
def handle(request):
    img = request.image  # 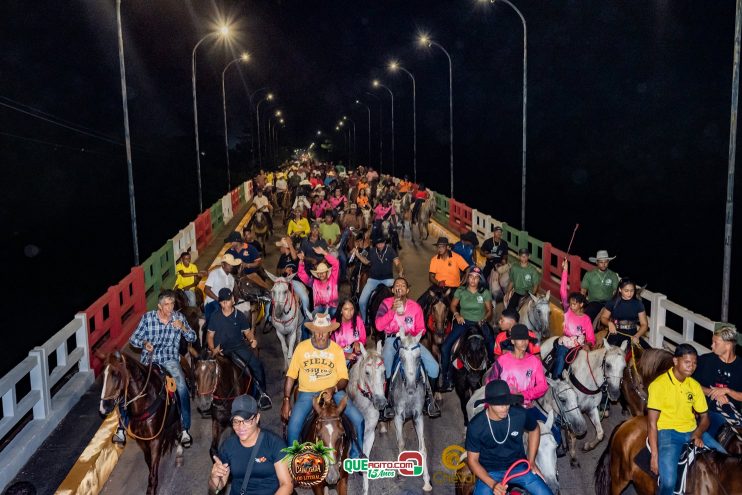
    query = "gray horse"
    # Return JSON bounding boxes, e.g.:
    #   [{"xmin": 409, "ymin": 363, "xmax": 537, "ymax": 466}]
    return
[
  {"xmin": 539, "ymin": 376, "xmax": 589, "ymax": 468},
  {"xmin": 264, "ymin": 272, "xmax": 302, "ymax": 372},
  {"xmin": 389, "ymin": 325, "xmax": 432, "ymax": 491},
  {"xmin": 411, "ymin": 194, "xmax": 434, "ymax": 243},
  {"xmin": 518, "ymin": 291, "xmax": 552, "ymax": 340},
  {"xmin": 487, "ymin": 262, "xmax": 511, "ymax": 305}
]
